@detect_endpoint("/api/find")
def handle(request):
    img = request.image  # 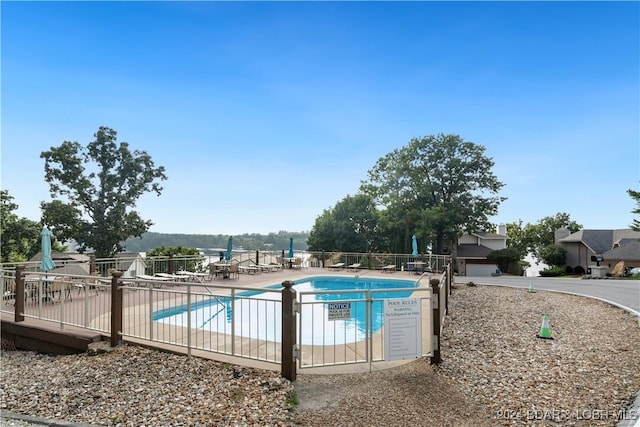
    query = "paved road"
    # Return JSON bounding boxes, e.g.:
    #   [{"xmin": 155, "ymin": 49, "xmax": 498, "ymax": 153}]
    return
[{"xmin": 458, "ymin": 275, "xmax": 640, "ymax": 317}]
